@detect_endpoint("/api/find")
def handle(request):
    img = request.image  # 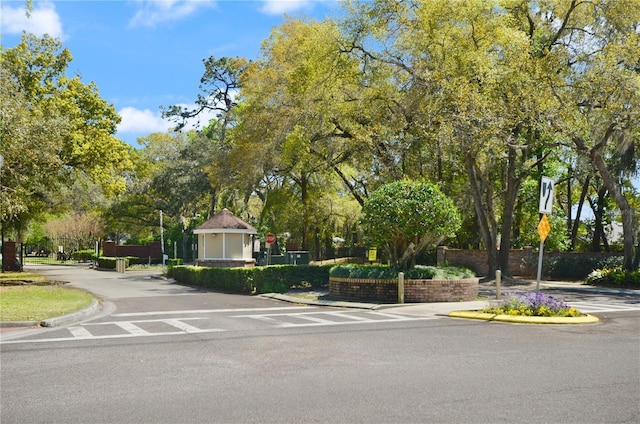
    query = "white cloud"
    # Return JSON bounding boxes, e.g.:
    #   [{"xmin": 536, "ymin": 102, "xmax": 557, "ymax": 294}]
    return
[
  {"xmin": 0, "ymin": 1, "xmax": 65, "ymax": 39},
  {"xmin": 117, "ymin": 104, "xmax": 219, "ymax": 137},
  {"xmin": 259, "ymin": 0, "xmax": 314, "ymax": 15},
  {"xmin": 117, "ymin": 107, "xmax": 173, "ymax": 134},
  {"xmin": 129, "ymin": 0, "xmax": 216, "ymax": 28}
]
